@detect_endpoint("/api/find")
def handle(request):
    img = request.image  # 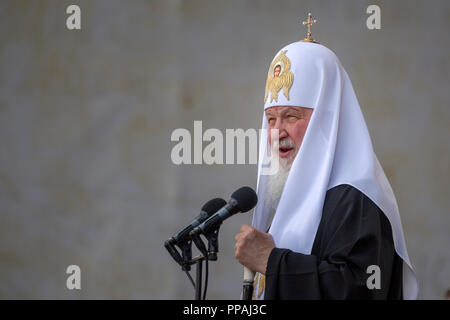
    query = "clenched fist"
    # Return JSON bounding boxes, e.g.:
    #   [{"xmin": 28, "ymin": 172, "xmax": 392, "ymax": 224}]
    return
[{"xmin": 234, "ymin": 224, "xmax": 275, "ymax": 274}]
